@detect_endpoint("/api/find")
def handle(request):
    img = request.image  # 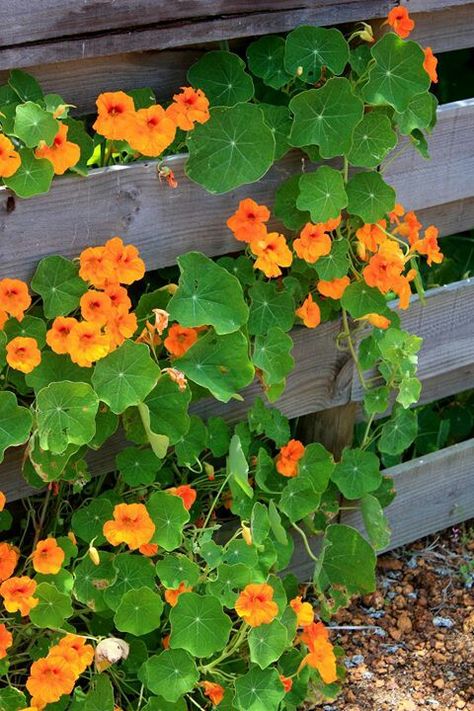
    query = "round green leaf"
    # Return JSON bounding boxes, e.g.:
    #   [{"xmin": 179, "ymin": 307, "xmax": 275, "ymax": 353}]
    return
[
  {"xmin": 234, "ymin": 666, "xmax": 286, "ymax": 711},
  {"xmin": 168, "ymin": 252, "xmax": 249, "ymax": 335},
  {"xmin": 71, "ymin": 497, "xmax": 114, "ymax": 545},
  {"xmin": 363, "ymin": 33, "xmax": 430, "ymax": 112},
  {"xmin": 297, "ymin": 165, "xmax": 348, "ymax": 222},
  {"xmin": 298, "ymin": 442, "xmax": 335, "ymax": 492},
  {"xmin": 341, "ymin": 281, "xmax": 387, "ymax": 318},
  {"xmin": 397, "ymin": 376, "xmax": 421, "ymax": 409},
  {"xmin": 36, "ymin": 381, "xmax": 99, "ymax": 453},
  {"xmin": 74, "ymin": 551, "xmax": 116, "ymax": 612},
  {"xmin": 175, "ymin": 414, "xmax": 207, "ymax": 467},
  {"xmin": 248, "ymin": 281, "xmax": 295, "ymax": 336},
  {"xmin": 92, "ymin": 341, "xmax": 160, "ymax": 414},
  {"xmin": 0, "ymin": 687, "xmax": 27, "ymax": 710},
  {"xmin": 25, "ymin": 352, "xmax": 91, "ymax": 393},
  {"xmin": 285, "ymin": 25, "xmax": 349, "ymax": 82},
  {"xmin": 247, "ymin": 36, "xmax": 292, "ymax": 89},
  {"xmin": 253, "ymin": 327, "xmax": 294, "ymax": 387},
  {"xmin": 139, "ymin": 649, "xmax": 198, "ymax": 702},
  {"xmin": 348, "ymin": 113, "xmax": 397, "ymax": 168},
  {"xmin": 186, "ymin": 104, "xmax": 275, "ymax": 194},
  {"xmin": 289, "ymin": 78, "xmax": 364, "ymax": 158},
  {"xmin": 31, "ymin": 256, "xmax": 87, "ymax": 318},
  {"xmin": 14, "ymin": 101, "xmax": 58, "ymax": 147},
  {"xmin": 4, "ymin": 315, "xmax": 46, "ymax": 348},
  {"xmin": 83, "ymin": 675, "xmax": 114, "ymax": 711},
  {"xmin": 114, "ymin": 587, "xmax": 163, "ymax": 635},
  {"xmin": 29, "ymin": 582, "xmax": 73, "ymax": 628},
  {"xmin": 248, "ymin": 398, "xmax": 290, "ymax": 447},
  {"xmin": 176, "ymin": 330, "xmax": 255, "ymax": 403},
  {"xmin": 395, "ymin": 92, "xmax": 438, "ymax": 136},
  {"xmin": 206, "ymin": 562, "xmax": 255, "ymax": 607},
  {"xmin": 207, "ymin": 415, "xmax": 231, "ymax": 457},
  {"xmin": 3, "ymin": 147, "xmax": 54, "ymax": 198},
  {"xmin": 9, "ymin": 70, "xmax": 43, "ymax": 102},
  {"xmin": 360, "ymin": 494, "xmax": 391, "ymax": 550},
  {"xmin": 116, "ymin": 446, "xmax": 162, "ymax": 486},
  {"xmin": 0, "ymin": 391, "xmax": 33, "ymax": 462},
  {"xmin": 147, "ymin": 491, "xmax": 190, "ymax": 551},
  {"xmin": 346, "ymin": 171, "xmax": 396, "ymax": 223},
  {"xmin": 314, "ymin": 239, "xmax": 350, "ymax": 280},
  {"xmin": 259, "ymin": 103, "xmax": 292, "ymax": 160},
  {"xmin": 315, "ymin": 523, "xmax": 376, "ymax": 596},
  {"xmin": 249, "ymin": 619, "xmax": 288, "ymax": 669},
  {"xmin": 144, "ymin": 373, "xmax": 191, "ymax": 445},
  {"xmin": 169, "ymin": 592, "xmax": 232, "ymax": 657},
  {"xmin": 364, "ymin": 385, "xmax": 390, "ymax": 415},
  {"xmin": 104, "ymin": 552, "xmax": 156, "ymax": 610},
  {"xmin": 378, "ymin": 406, "xmax": 418, "ymax": 455},
  {"xmin": 279, "ymin": 477, "xmax": 321, "ymax": 522},
  {"xmin": 187, "ymin": 50, "xmax": 254, "ymax": 107},
  {"xmin": 273, "ymin": 174, "xmax": 310, "ymax": 231},
  {"xmin": 155, "ymin": 554, "xmax": 200, "ymax": 588},
  {"xmin": 331, "ymin": 447, "xmax": 382, "ymax": 499}
]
